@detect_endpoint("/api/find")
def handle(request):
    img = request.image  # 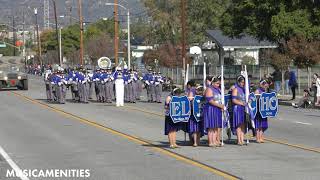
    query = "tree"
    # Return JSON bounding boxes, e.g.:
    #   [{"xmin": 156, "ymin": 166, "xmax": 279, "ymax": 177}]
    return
[
  {"xmin": 143, "ymin": 0, "xmax": 230, "ymax": 44},
  {"xmin": 142, "ymin": 49, "xmax": 159, "ymax": 68},
  {"xmin": 287, "ymin": 36, "xmax": 320, "ymax": 68},
  {"xmin": 241, "ymin": 55, "xmax": 256, "ymax": 65},
  {"xmin": 271, "ymin": 6, "xmax": 318, "ymax": 42},
  {"xmin": 85, "ymin": 34, "xmax": 114, "ymax": 65},
  {"xmin": 187, "ymin": 0, "xmax": 230, "ymax": 42},
  {"xmin": 268, "ymin": 51, "xmax": 291, "ymax": 71},
  {"xmin": 221, "ymin": 0, "xmax": 320, "ymax": 41}
]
